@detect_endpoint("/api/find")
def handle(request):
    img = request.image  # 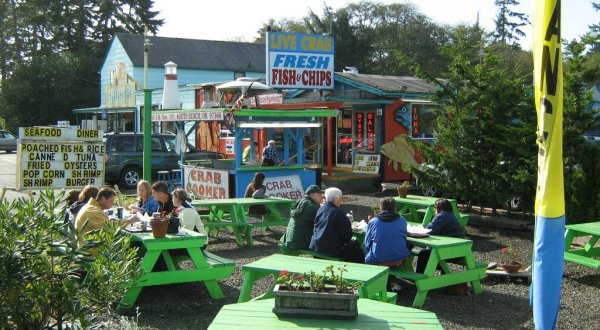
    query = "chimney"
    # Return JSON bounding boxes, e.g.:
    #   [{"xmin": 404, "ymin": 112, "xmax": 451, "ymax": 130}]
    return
[
  {"xmin": 343, "ymin": 66, "xmax": 359, "ymax": 74},
  {"xmin": 161, "ymin": 61, "xmax": 180, "ymax": 110}
]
